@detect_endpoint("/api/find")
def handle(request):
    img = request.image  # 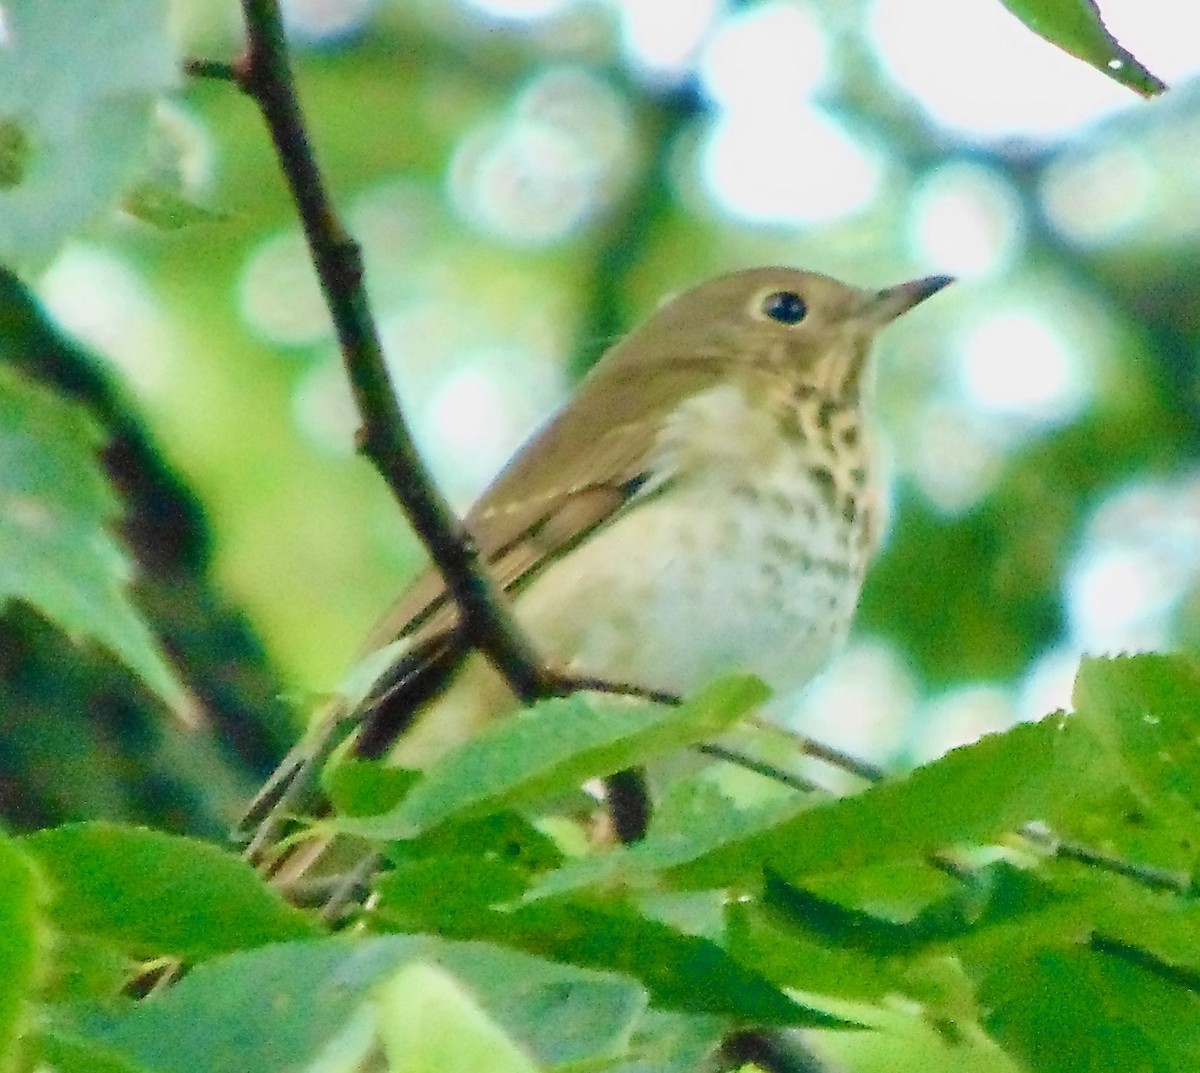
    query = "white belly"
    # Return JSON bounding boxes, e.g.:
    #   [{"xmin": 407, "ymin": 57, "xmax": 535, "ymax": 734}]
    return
[
  {"xmin": 515, "ymin": 474, "xmax": 863, "ymax": 699},
  {"xmin": 388, "ymin": 379, "xmax": 875, "ymax": 768}
]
